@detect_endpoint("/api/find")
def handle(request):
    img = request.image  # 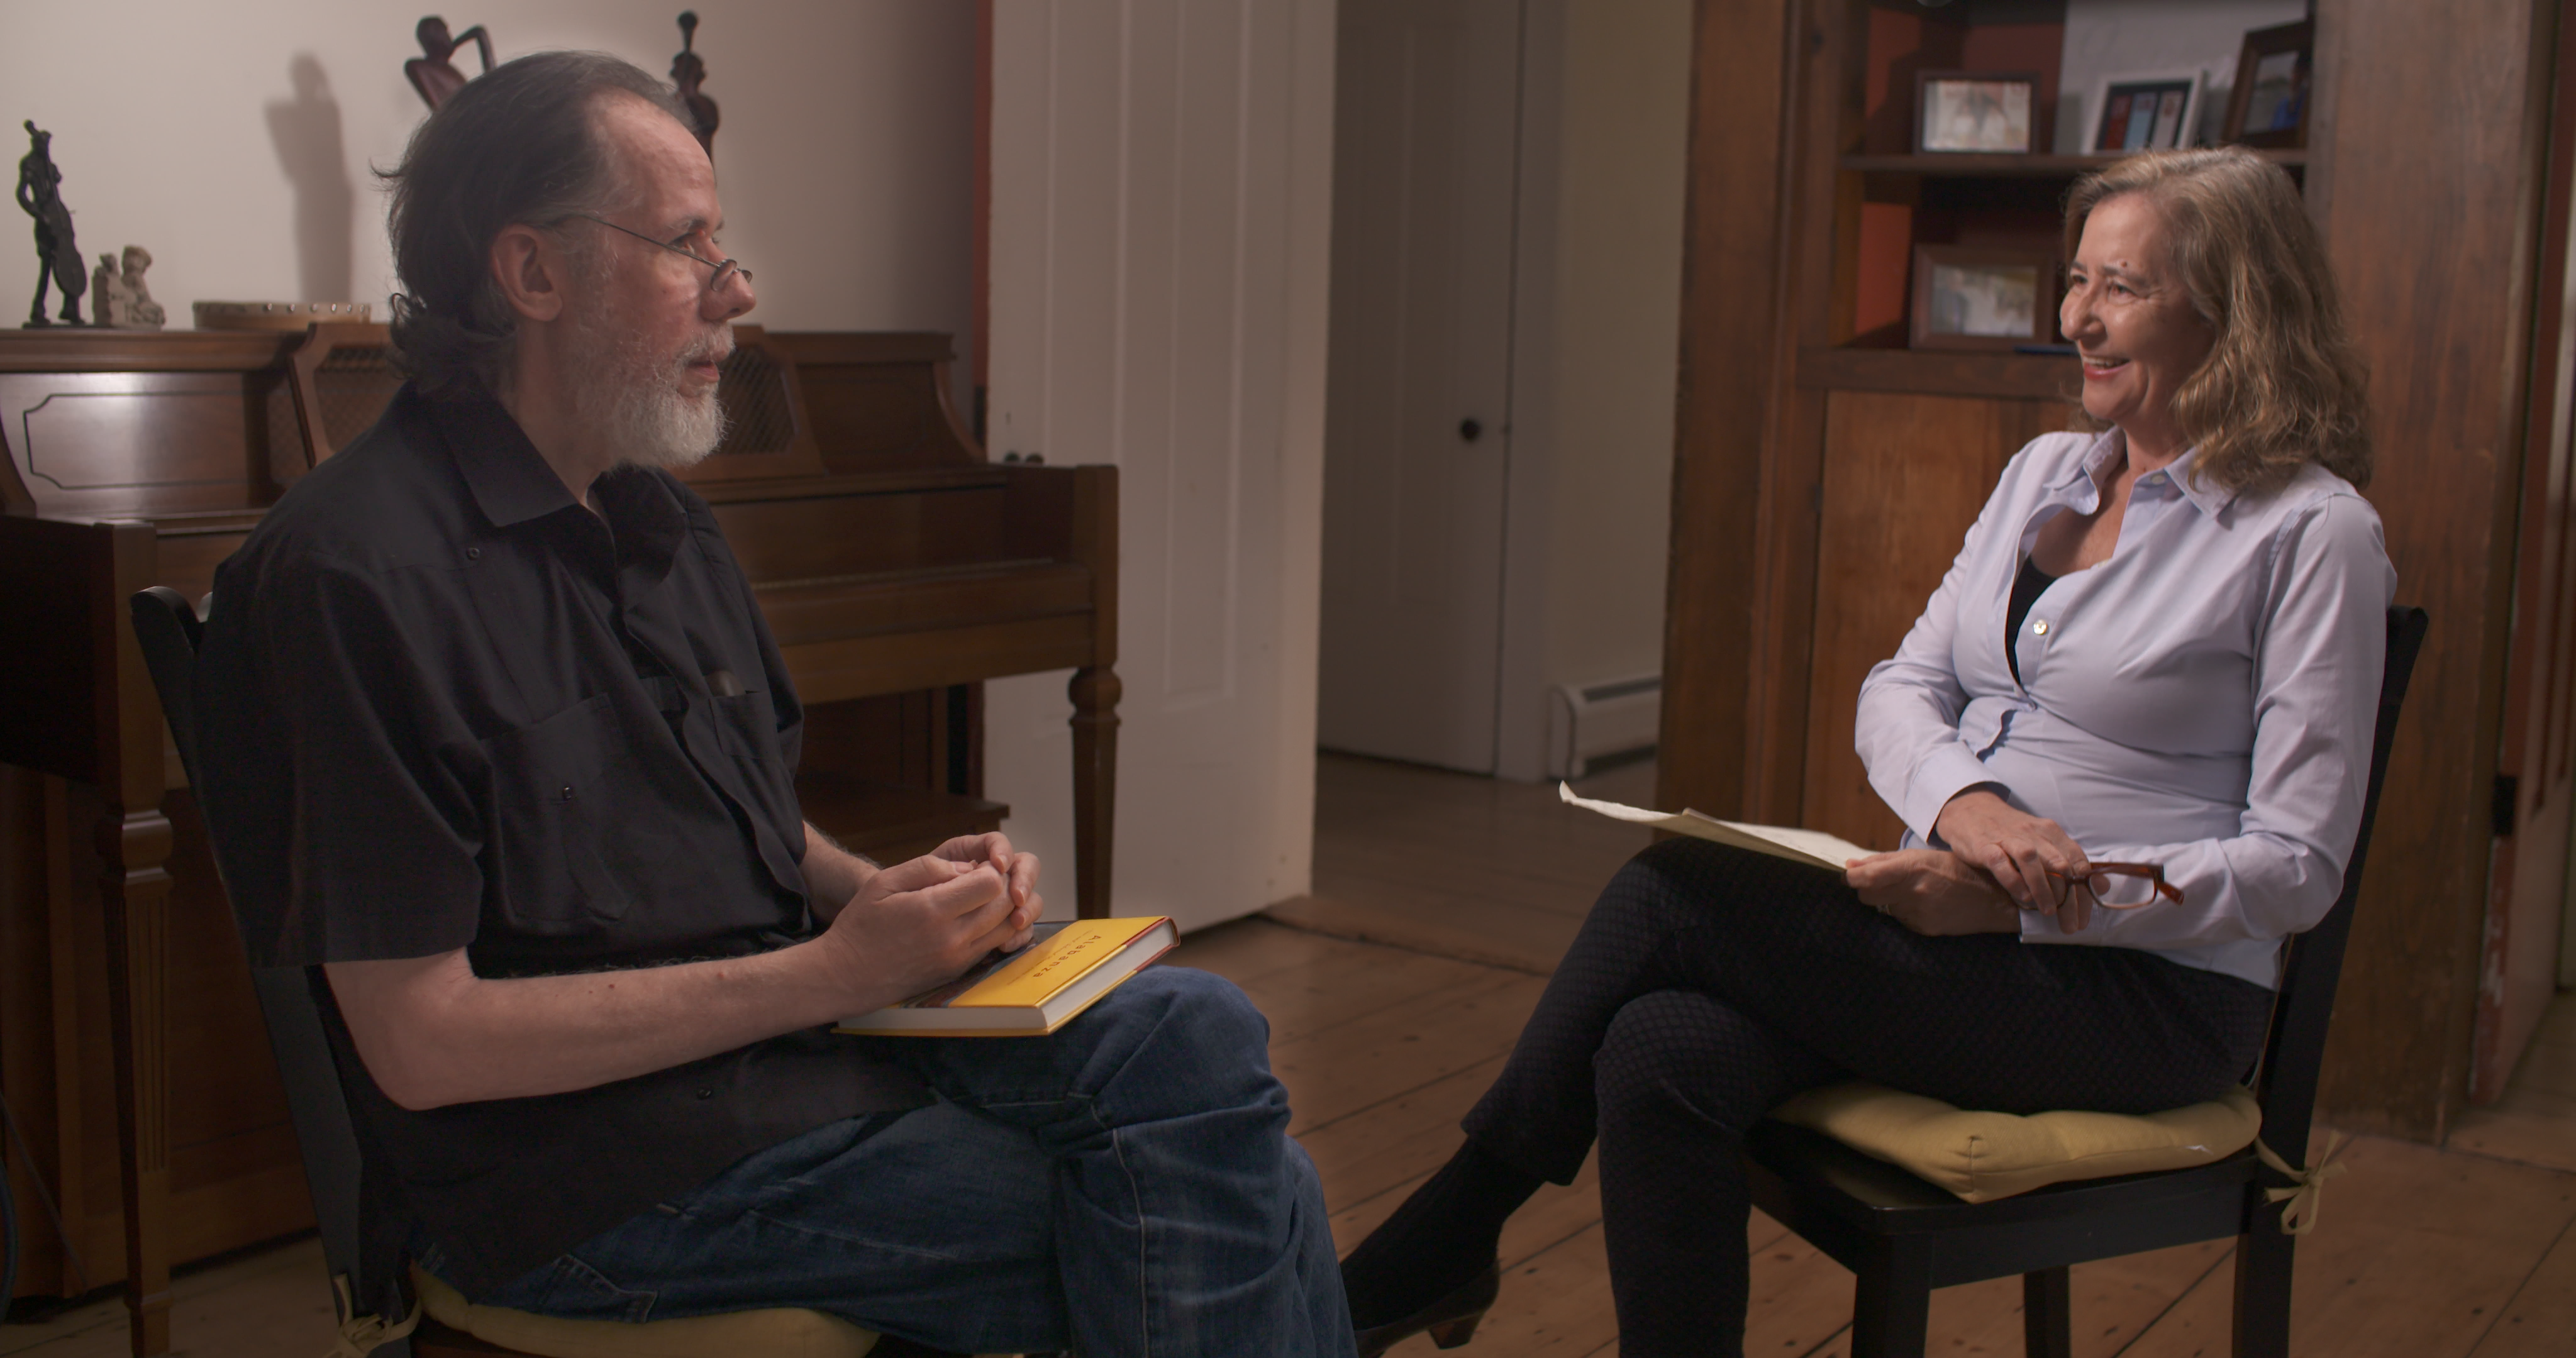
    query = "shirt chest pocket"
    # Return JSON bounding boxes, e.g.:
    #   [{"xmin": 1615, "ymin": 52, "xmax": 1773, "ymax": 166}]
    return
[{"xmin": 480, "ymin": 694, "xmax": 635, "ymax": 933}]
